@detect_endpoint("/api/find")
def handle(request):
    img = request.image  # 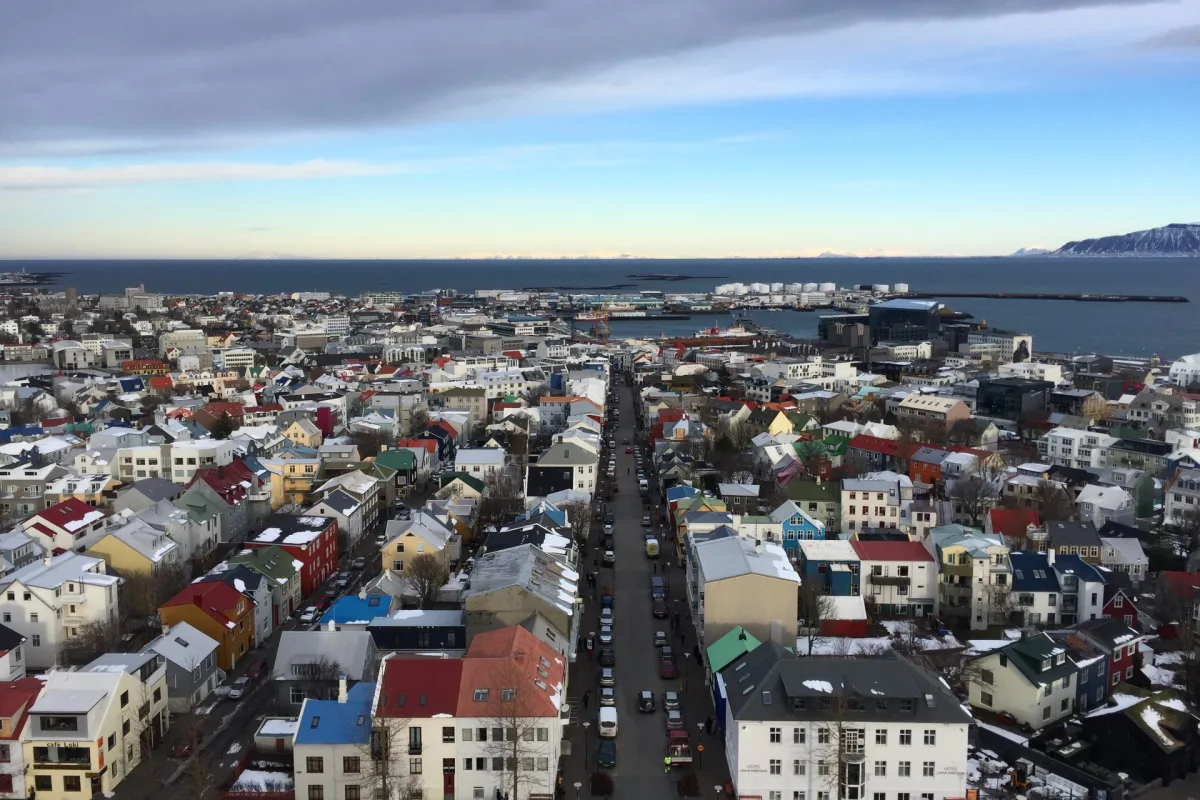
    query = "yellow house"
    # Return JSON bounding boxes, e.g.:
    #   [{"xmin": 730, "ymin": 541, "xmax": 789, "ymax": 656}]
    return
[
  {"xmin": 283, "ymin": 418, "xmax": 323, "ymax": 448},
  {"xmin": 380, "ymin": 512, "xmax": 452, "ymax": 574},
  {"xmin": 86, "ymin": 519, "xmax": 181, "ymax": 576},
  {"xmin": 260, "ymin": 454, "xmax": 321, "ymax": 505}
]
